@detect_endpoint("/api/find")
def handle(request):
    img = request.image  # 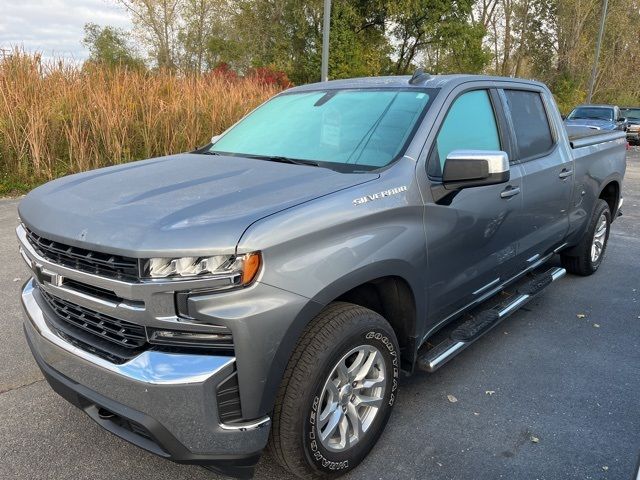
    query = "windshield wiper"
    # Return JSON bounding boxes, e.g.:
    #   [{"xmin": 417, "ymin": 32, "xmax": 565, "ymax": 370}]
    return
[
  {"xmin": 245, "ymin": 155, "xmax": 320, "ymax": 167},
  {"xmin": 198, "ymin": 150, "xmax": 322, "ymax": 167}
]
